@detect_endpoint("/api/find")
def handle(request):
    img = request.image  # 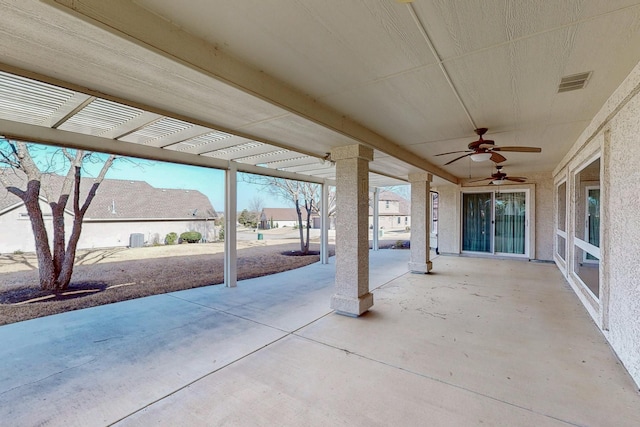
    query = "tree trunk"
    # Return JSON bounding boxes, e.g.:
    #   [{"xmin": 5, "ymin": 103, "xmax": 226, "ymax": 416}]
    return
[
  {"xmin": 304, "ymin": 200, "xmax": 312, "ymax": 254},
  {"xmin": 50, "ymin": 203, "xmax": 67, "ymax": 279},
  {"xmin": 55, "ymin": 162, "xmax": 114, "ymax": 290},
  {"xmin": 22, "ymin": 180, "xmax": 57, "ymax": 290},
  {"xmin": 295, "ymin": 199, "xmax": 306, "ymax": 254},
  {"xmin": 56, "ymin": 215, "xmax": 83, "ymax": 289}
]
